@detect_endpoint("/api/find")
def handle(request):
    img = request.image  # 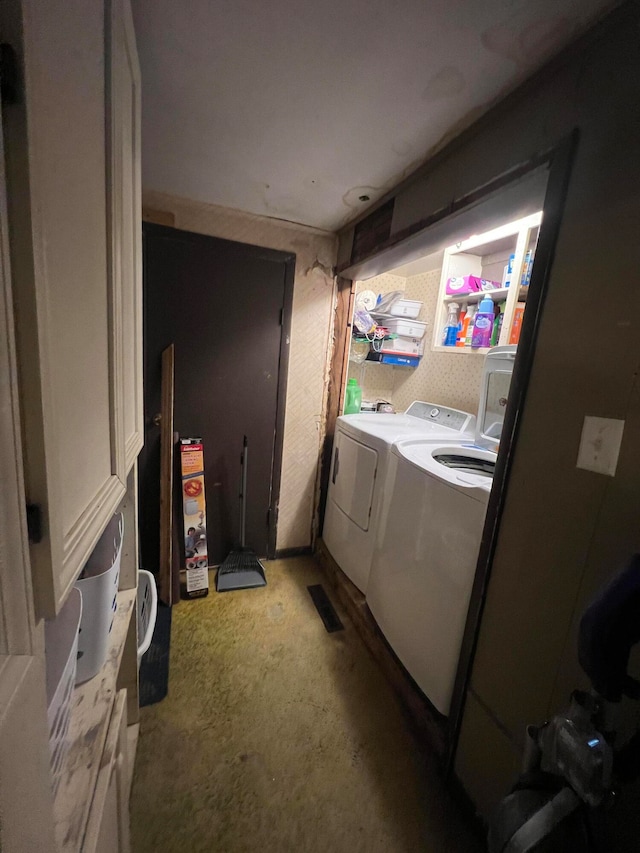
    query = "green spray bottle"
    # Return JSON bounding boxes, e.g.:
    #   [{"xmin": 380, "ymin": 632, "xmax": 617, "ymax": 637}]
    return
[{"xmin": 490, "ymin": 302, "xmax": 505, "ymax": 346}]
